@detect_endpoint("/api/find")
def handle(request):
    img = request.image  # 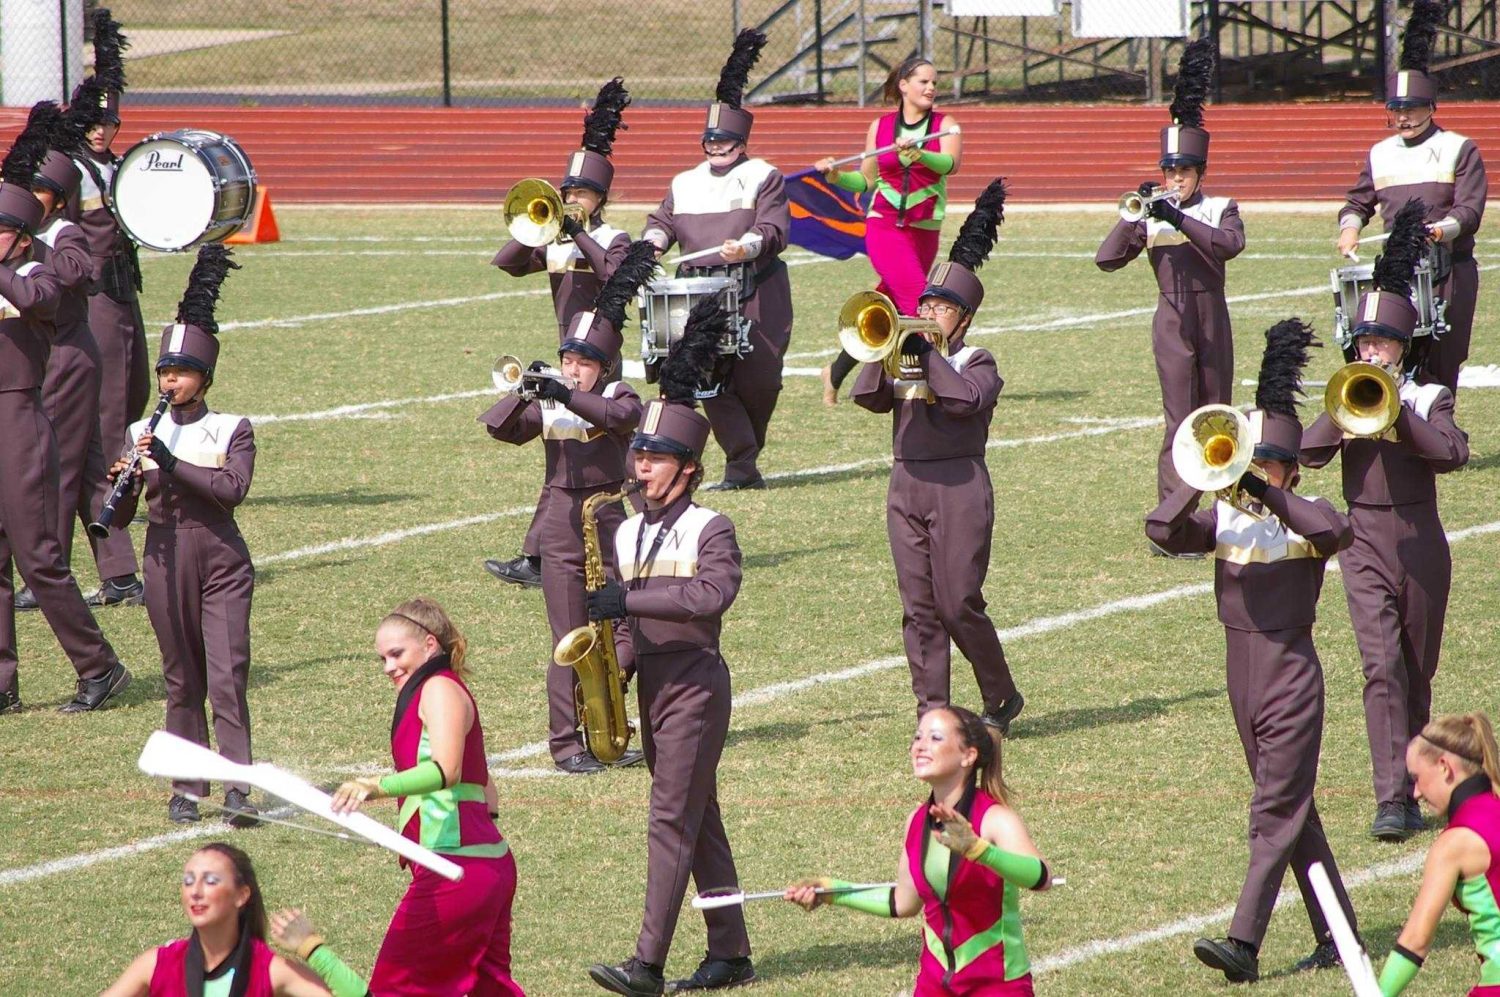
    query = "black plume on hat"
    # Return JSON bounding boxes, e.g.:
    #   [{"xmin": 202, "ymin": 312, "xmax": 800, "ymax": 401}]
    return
[
  {"xmin": 175, "ymin": 244, "xmax": 241, "ymax": 336},
  {"xmin": 948, "ymin": 178, "xmax": 1006, "ymax": 271},
  {"xmin": 1169, "ymin": 38, "xmax": 1215, "ymax": 128},
  {"xmin": 716, "ymin": 29, "xmax": 767, "ymax": 108},
  {"xmin": 1255, "ymin": 318, "xmax": 1319, "ymax": 418},
  {"xmin": 593, "ymin": 240, "xmax": 658, "ymax": 330},
  {"xmin": 581, "ymin": 77, "xmax": 630, "ymax": 157},
  {"xmin": 1, "ymin": 110, "xmax": 53, "ymax": 189},
  {"xmin": 658, "ymin": 298, "xmax": 727, "ymax": 403},
  {"xmin": 91, "ymin": 8, "xmax": 129, "ymax": 92},
  {"xmin": 36, "ymin": 99, "xmax": 85, "ymax": 155},
  {"xmin": 65, "ymin": 76, "xmax": 108, "ymax": 130},
  {"xmin": 1372, "ymin": 198, "xmax": 1429, "ymax": 300},
  {"xmin": 1400, "ymin": 0, "xmax": 1445, "ymax": 72}
]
